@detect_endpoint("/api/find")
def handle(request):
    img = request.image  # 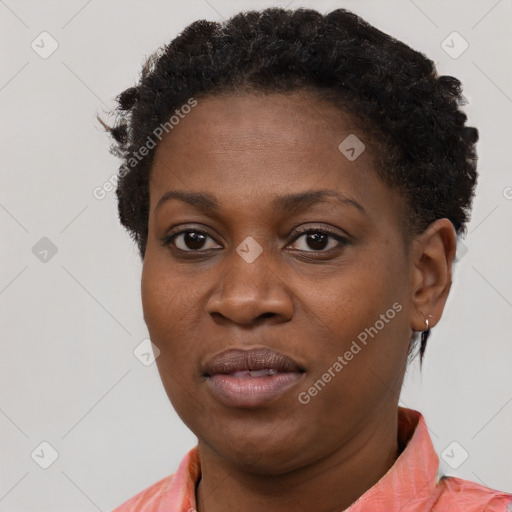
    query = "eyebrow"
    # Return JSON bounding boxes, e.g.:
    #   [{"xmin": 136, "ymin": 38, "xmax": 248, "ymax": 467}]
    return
[{"xmin": 154, "ymin": 189, "xmax": 367, "ymax": 216}]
